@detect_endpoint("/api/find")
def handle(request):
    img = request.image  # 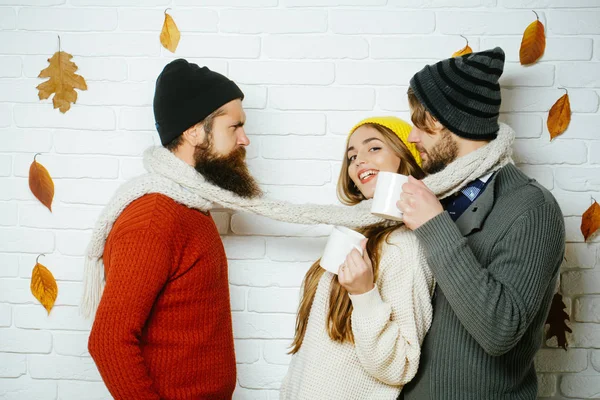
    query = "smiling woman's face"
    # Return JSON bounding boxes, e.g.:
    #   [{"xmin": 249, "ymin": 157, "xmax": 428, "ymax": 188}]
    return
[{"xmin": 346, "ymin": 125, "xmax": 402, "ymax": 200}]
